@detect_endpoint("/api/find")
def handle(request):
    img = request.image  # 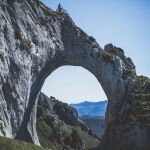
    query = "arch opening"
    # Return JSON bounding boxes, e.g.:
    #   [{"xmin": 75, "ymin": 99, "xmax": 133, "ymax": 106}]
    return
[
  {"xmin": 42, "ymin": 65, "xmax": 107, "ymax": 103},
  {"xmin": 36, "ymin": 65, "xmax": 108, "ymax": 149}
]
